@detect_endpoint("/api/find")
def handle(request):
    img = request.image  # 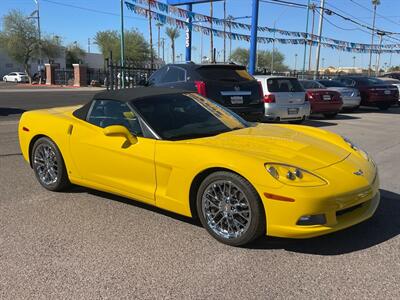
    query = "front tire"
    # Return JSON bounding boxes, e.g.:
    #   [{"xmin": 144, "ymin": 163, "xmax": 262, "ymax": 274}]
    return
[
  {"xmin": 323, "ymin": 112, "xmax": 338, "ymax": 119},
  {"xmin": 31, "ymin": 137, "xmax": 70, "ymax": 191},
  {"xmin": 377, "ymin": 104, "xmax": 391, "ymax": 111},
  {"xmin": 196, "ymin": 171, "xmax": 265, "ymax": 246}
]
